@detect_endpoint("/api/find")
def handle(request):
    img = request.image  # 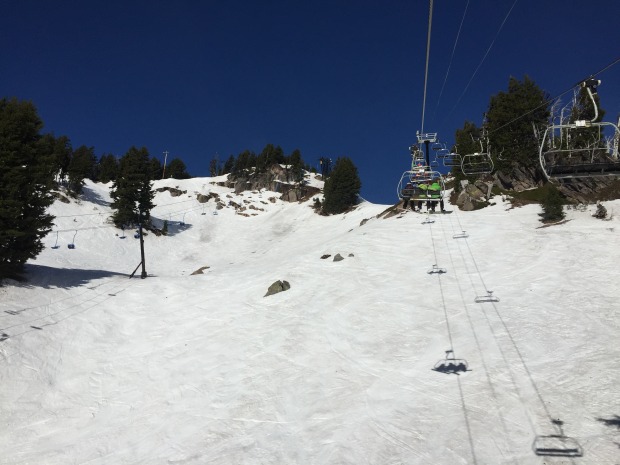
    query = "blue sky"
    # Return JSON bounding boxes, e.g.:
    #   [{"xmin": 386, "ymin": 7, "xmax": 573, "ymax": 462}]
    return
[{"xmin": 3, "ymin": 0, "xmax": 620, "ymax": 204}]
